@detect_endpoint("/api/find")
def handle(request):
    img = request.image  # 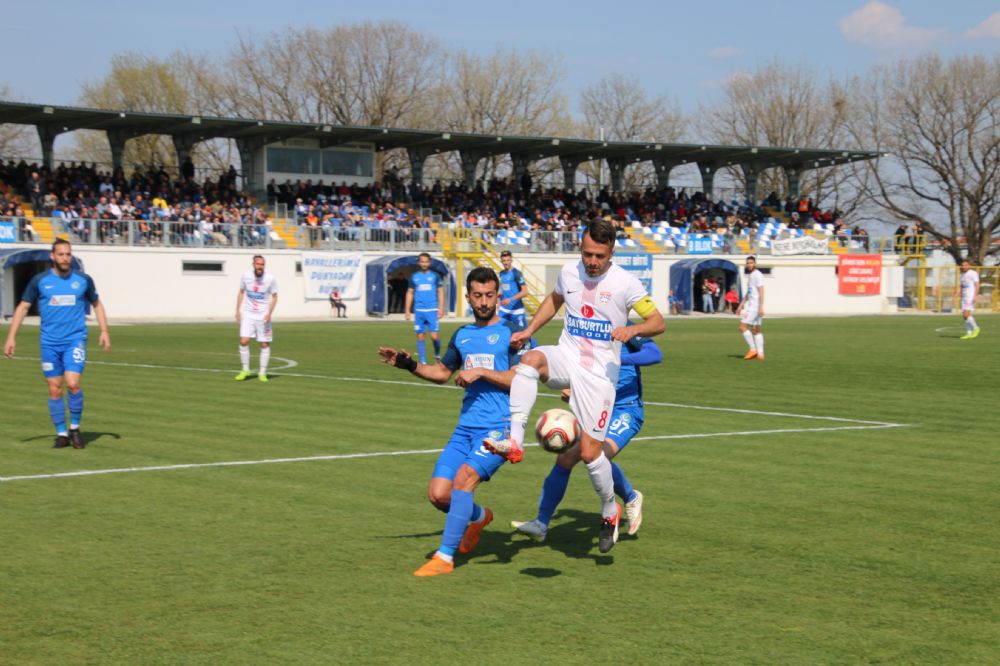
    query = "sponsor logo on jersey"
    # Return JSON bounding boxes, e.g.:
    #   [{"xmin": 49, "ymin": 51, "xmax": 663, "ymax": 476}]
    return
[
  {"xmin": 581, "ymin": 304, "xmax": 594, "ymax": 318},
  {"xmin": 417, "ymin": 283, "xmax": 432, "ymax": 291},
  {"xmin": 464, "ymin": 353, "xmax": 496, "ymax": 370},
  {"xmin": 565, "ymin": 313, "xmax": 612, "ymax": 341},
  {"xmin": 49, "ymin": 294, "xmax": 76, "ymax": 307}
]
